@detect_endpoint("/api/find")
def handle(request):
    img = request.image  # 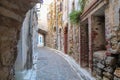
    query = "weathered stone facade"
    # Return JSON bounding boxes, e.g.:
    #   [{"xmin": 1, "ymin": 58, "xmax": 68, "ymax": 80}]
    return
[
  {"xmin": 47, "ymin": 0, "xmax": 120, "ymax": 79},
  {"xmin": 47, "ymin": 0, "xmax": 80, "ymax": 63},
  {"xmin": 80, "ymin": 0, "xmax": 120, "ymax": 79},
  {"xmin": 0, "ymin": 0, "xmax": 39, "ymax": 79},
  {"xmin": 67, "ymin": 0, "xmax": 80, "ymax": 63},
  {"xmin": 46, "ymin": 0, "xmax": 63, "ymax": 49},
  {"xmin": 46, "ymin": 1, "xmax": 56, "ymax": 48}
]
